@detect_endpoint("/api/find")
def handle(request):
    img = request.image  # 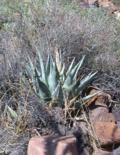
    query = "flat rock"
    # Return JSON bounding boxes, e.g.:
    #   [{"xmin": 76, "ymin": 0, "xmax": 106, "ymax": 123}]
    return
[
  {"xmin": 90, "ymin": 107, "xmax": 116, "ymax": 123},
  {"xmin": 27, "ymin": 135, "xmax": 78, "ymax": 155},
  {"xmin": 94, "ymin": 122, "xmax": 120, "ymax": 149}
]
